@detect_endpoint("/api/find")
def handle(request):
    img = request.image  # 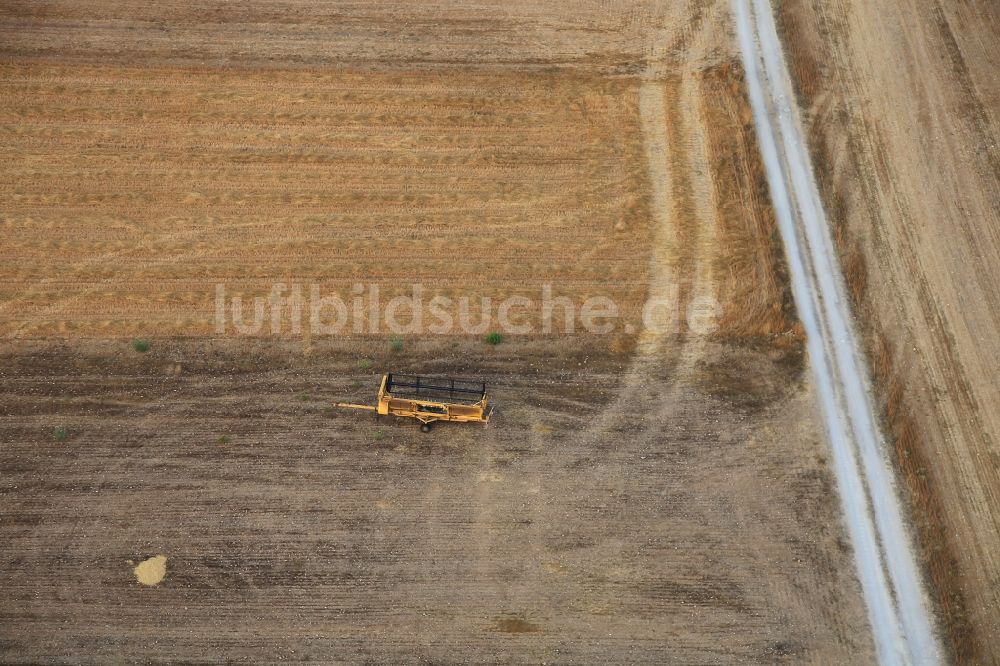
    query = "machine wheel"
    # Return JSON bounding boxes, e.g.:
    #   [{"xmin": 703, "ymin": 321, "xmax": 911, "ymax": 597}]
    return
[{"xmin": 420, "ymin": 423, "xmax": 432, "ymax": 433}]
